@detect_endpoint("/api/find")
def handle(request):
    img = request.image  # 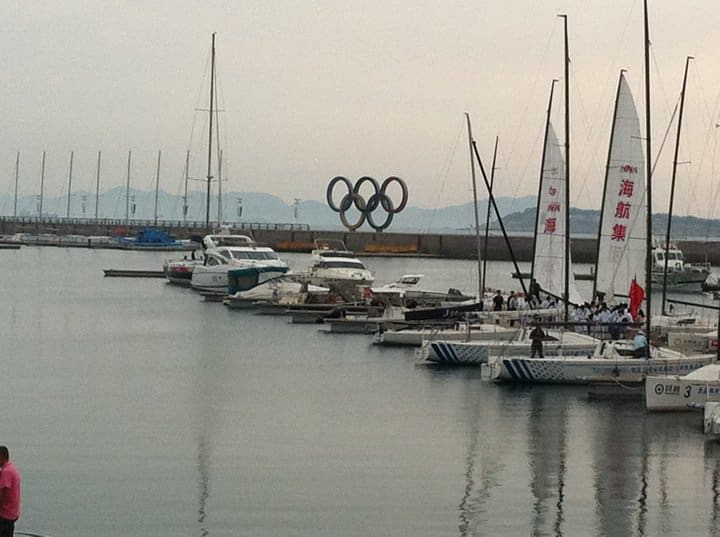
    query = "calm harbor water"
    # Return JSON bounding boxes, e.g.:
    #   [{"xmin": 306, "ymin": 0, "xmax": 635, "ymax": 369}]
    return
[{"xmin": 2, "ymin": 246, "xmax": 720, "ymax": 537}]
